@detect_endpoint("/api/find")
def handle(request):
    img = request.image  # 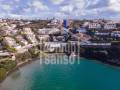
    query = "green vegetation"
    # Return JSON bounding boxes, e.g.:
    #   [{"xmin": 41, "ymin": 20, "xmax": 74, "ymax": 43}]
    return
[
  {"xmin": 0, "ymin": 36, "xmax": 3, "ymax": 42},
  {"xmin": 0, "ymin": 60, "xmax": 17, "ymax": 81},
  {"xmin": 29, "ymin": 47, "xmax": 39, "ymax": 58},
  {"xmin": 15, "ymin": 51, "xmax": 31, "ymax": 61},
  {"xmin": 0, "ymin": 60, "xmax": 16, "ymax": 71},
  {"xmin": 5, "ymin": 46, "xmax": 17, "ymax": 53},
  {"xmin": 0, "ymin": 68, "xmax": 7, "ymax": 81},
  {"xmin": 21, "ymin": 52, "xmax": 31, "ymax": 61}
]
